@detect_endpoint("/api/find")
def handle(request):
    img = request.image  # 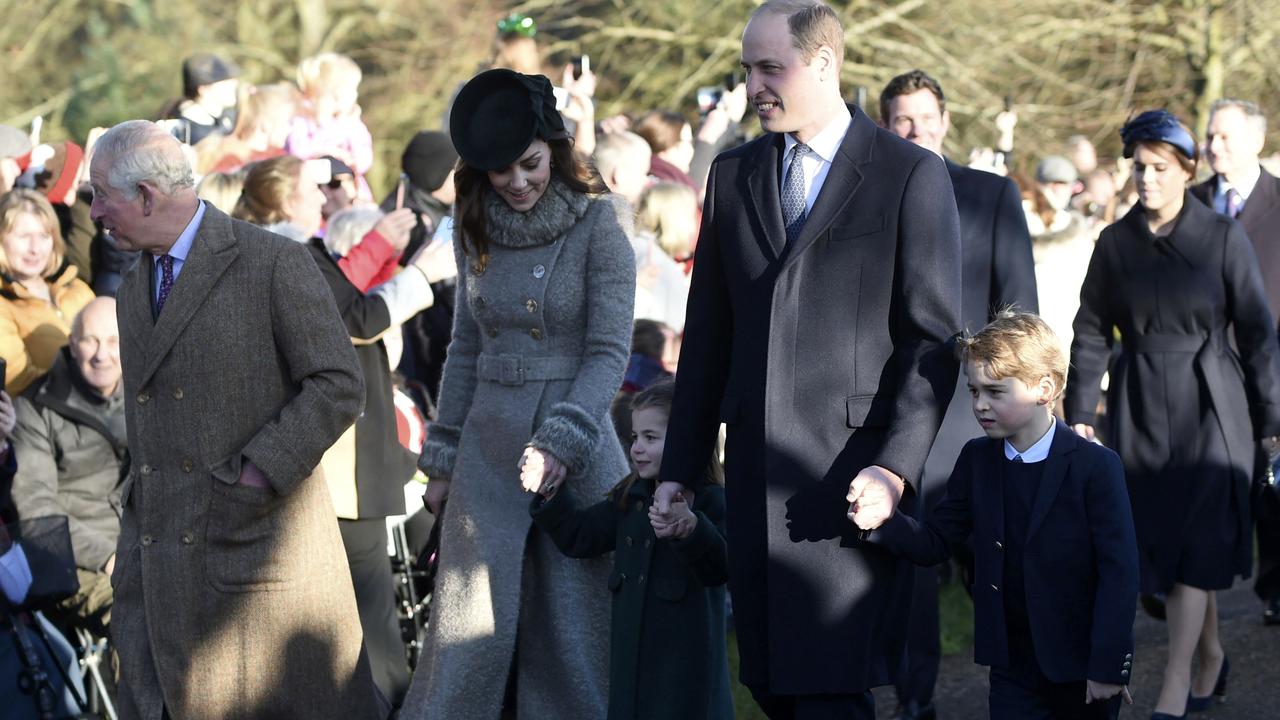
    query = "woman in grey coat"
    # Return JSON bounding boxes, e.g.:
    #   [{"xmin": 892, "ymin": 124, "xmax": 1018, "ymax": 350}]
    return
[{"xmin": 401, "ymin": 69, "xmax": 635, "ymax": 719}]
